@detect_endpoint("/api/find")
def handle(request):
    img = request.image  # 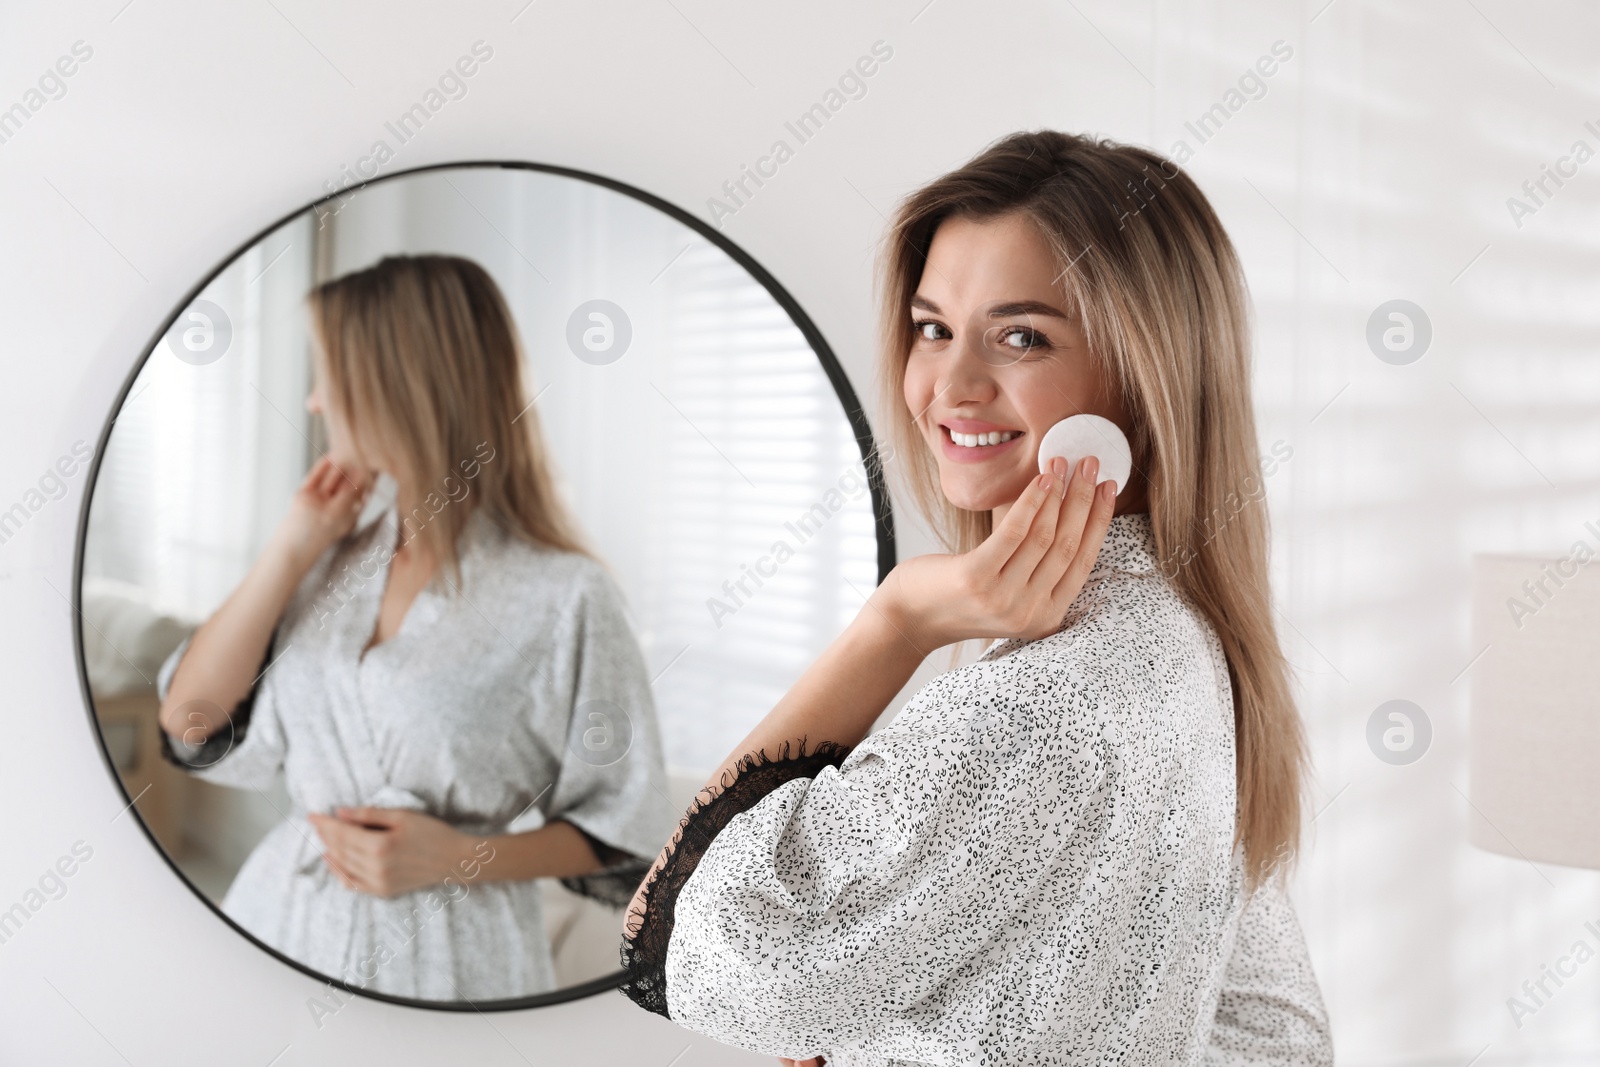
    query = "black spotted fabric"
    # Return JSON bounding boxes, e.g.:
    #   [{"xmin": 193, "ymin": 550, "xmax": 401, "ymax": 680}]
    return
[
  {"xmin": 620, "ymin": 512, "xmax": 1333, "ymax": 1066},
  {"xmin": 618, "ymin": 737, "xmax": 853, "ymax": 1016}
]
